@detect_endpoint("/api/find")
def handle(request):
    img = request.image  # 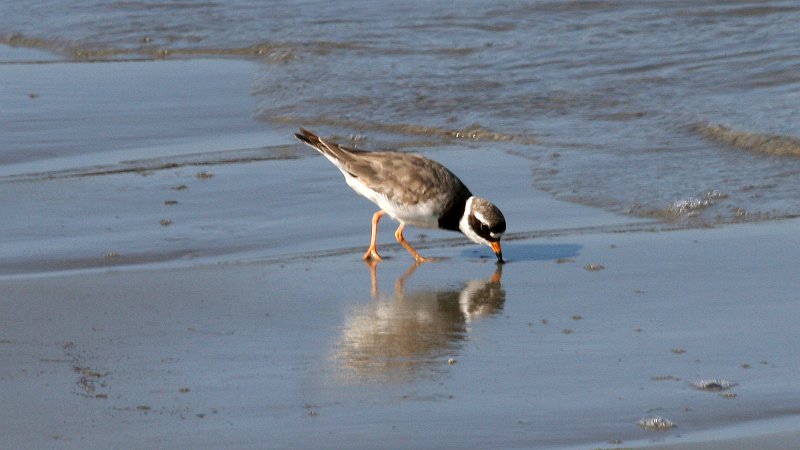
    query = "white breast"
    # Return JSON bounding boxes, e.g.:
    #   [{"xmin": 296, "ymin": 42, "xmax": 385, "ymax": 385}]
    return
[{"xmin": 458, "ymin": 196, "xmax": 489, "ymax": 246}]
